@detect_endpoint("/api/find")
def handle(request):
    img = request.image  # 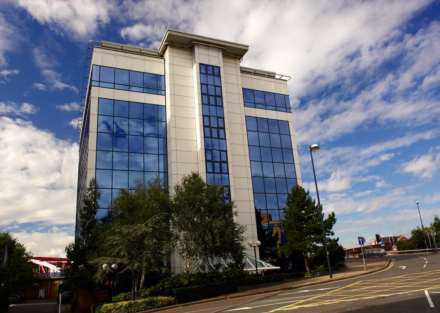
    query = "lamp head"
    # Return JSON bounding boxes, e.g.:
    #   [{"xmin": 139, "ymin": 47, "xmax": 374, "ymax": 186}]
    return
[{"xmin": 310, "ymin": 144, "xmax": 320, "ymax": 152}]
